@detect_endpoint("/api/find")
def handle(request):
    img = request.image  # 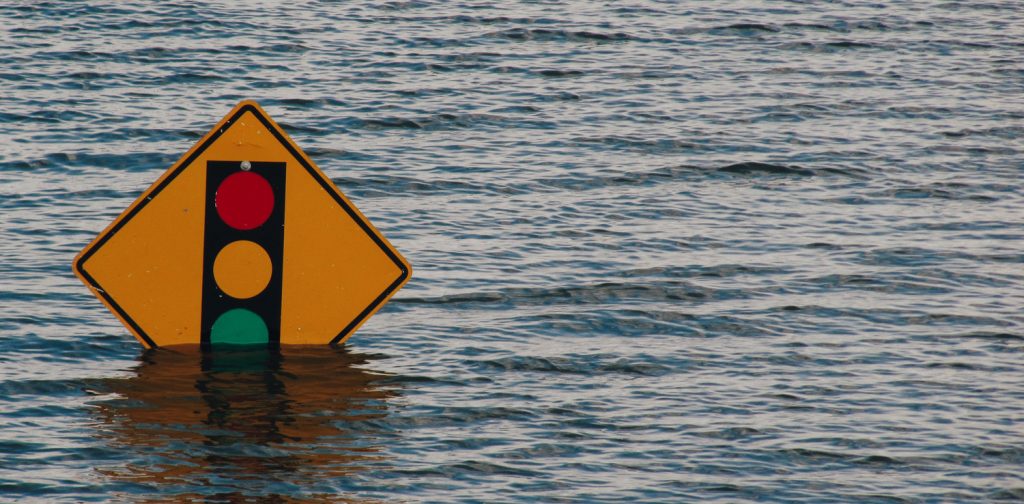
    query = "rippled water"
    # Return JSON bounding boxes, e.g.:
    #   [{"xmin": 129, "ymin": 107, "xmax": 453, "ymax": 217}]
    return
[{"xmin": 3, "ymin": 1, "xmax": 1024, "ymax": 502}]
